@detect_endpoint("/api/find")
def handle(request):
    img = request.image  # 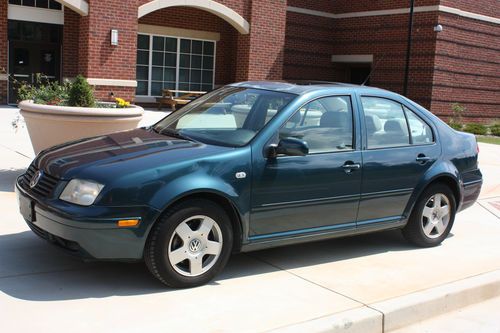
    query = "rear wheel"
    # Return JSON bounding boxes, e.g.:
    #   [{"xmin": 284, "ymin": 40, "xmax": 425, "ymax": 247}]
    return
[
  {"xmin": 402, "ymin": 184, "xmax": 456, "ymax": 247},
  {"xmin": 145, "ymin": 199, "xmax": 233, "ymax": 288}
]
